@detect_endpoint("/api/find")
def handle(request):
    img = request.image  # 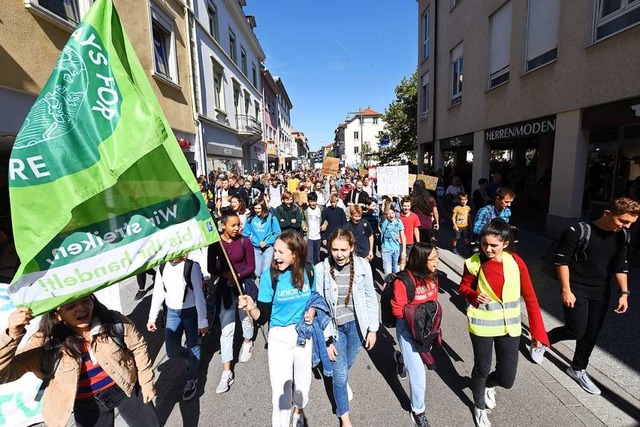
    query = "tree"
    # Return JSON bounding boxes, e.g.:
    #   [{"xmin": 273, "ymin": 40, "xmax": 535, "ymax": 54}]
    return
[{"xmin": 379, "ymin": 72, "xmax": 417, "ymax": 165}]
